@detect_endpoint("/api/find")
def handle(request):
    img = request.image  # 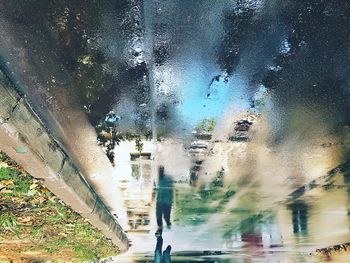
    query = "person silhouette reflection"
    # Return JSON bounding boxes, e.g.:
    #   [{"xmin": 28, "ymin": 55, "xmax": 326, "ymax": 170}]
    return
[
  {"xmin": 154, "ymin": 235, "xmax": 172, "ymax": 263},
  {"xmin": 156, "ymin": 166, "xmax": 173, "ymax": 230}
]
